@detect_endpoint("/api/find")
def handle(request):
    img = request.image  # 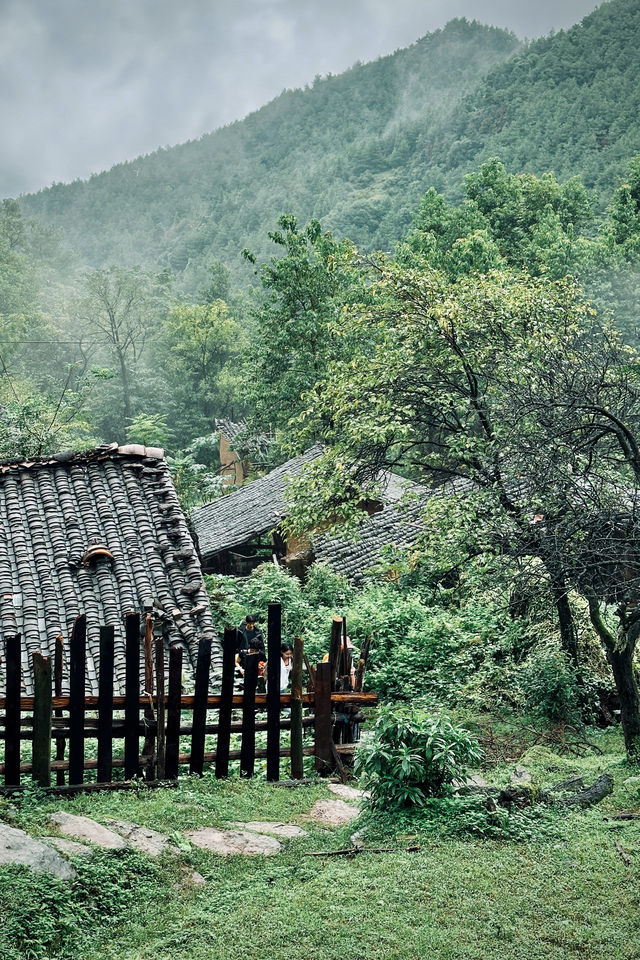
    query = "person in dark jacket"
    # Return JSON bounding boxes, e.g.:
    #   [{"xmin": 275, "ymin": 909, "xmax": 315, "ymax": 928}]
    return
[{"xmin": 236, "ymin": 614, "xmax": 266, "ymax": 669}]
